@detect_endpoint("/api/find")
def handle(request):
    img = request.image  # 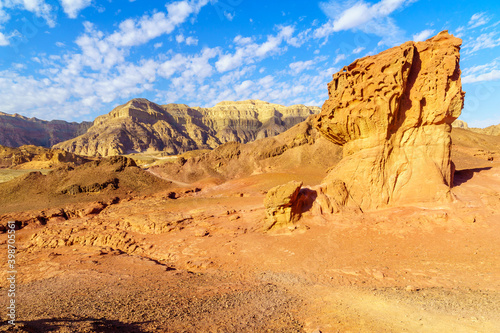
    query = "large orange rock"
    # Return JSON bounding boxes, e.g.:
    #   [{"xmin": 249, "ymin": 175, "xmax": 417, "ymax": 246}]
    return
[{"xmin": 314, "ymin": 31, "xmax": 465, "ymax": 211}]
